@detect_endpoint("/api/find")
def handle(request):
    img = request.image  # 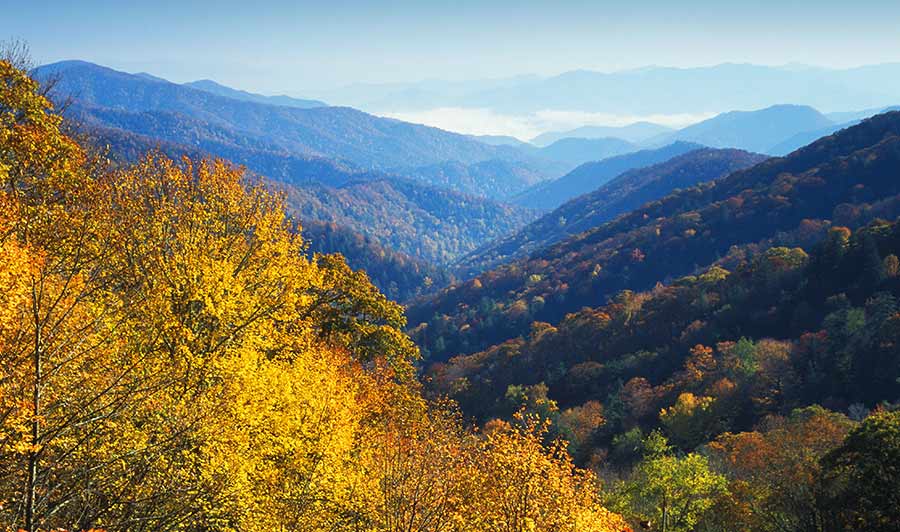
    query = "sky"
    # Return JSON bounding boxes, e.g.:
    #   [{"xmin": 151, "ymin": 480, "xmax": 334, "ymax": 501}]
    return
[{"xmin": 4, "ymin": 0, "xmax": 900, "ymax": 95}]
